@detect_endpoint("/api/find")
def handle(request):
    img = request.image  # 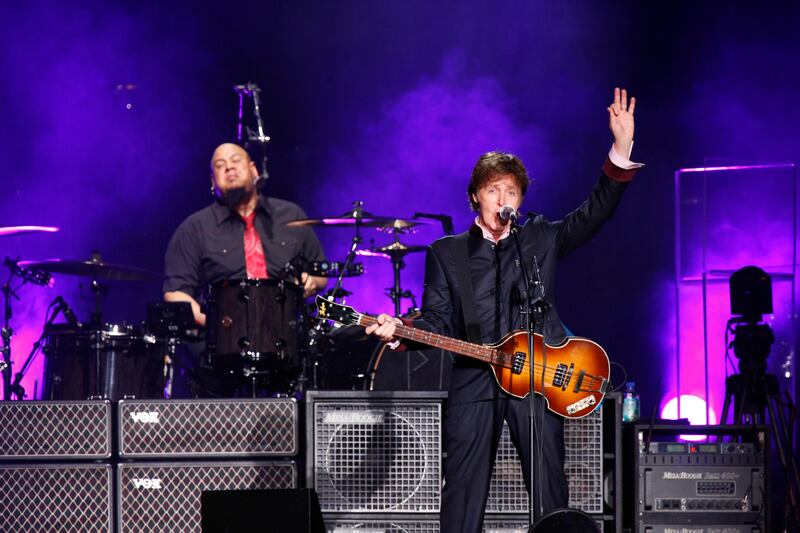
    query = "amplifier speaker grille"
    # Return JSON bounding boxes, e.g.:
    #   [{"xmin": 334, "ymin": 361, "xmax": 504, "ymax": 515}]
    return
[
  {"xmin": 117, "ymin": 461, "xmax": 296, "ymax": 533},
  {"xmin": 308, "ymin": 392, "xmax": 444, "ymax": 513},
  {"xmin": 0, "ymin": 400, "xmax": 111, "ymax": 459},
  {"xmin": 0, "ymin": 464, "xmax": 112, "ymax": 532},
  {"xmin": 322, "ymin": 517, "xmax": 602, "ymax": 532},
  {"xmin": 118, "ymin": 398, "xmax": 297, "ymax": 457},
  {"xmin": 486, "ymin": 402, "xmax": 604, "ymax": 514},
  {"xmin": 324, "ymin": 518, "xmax": 440, "ymax": 532}
]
